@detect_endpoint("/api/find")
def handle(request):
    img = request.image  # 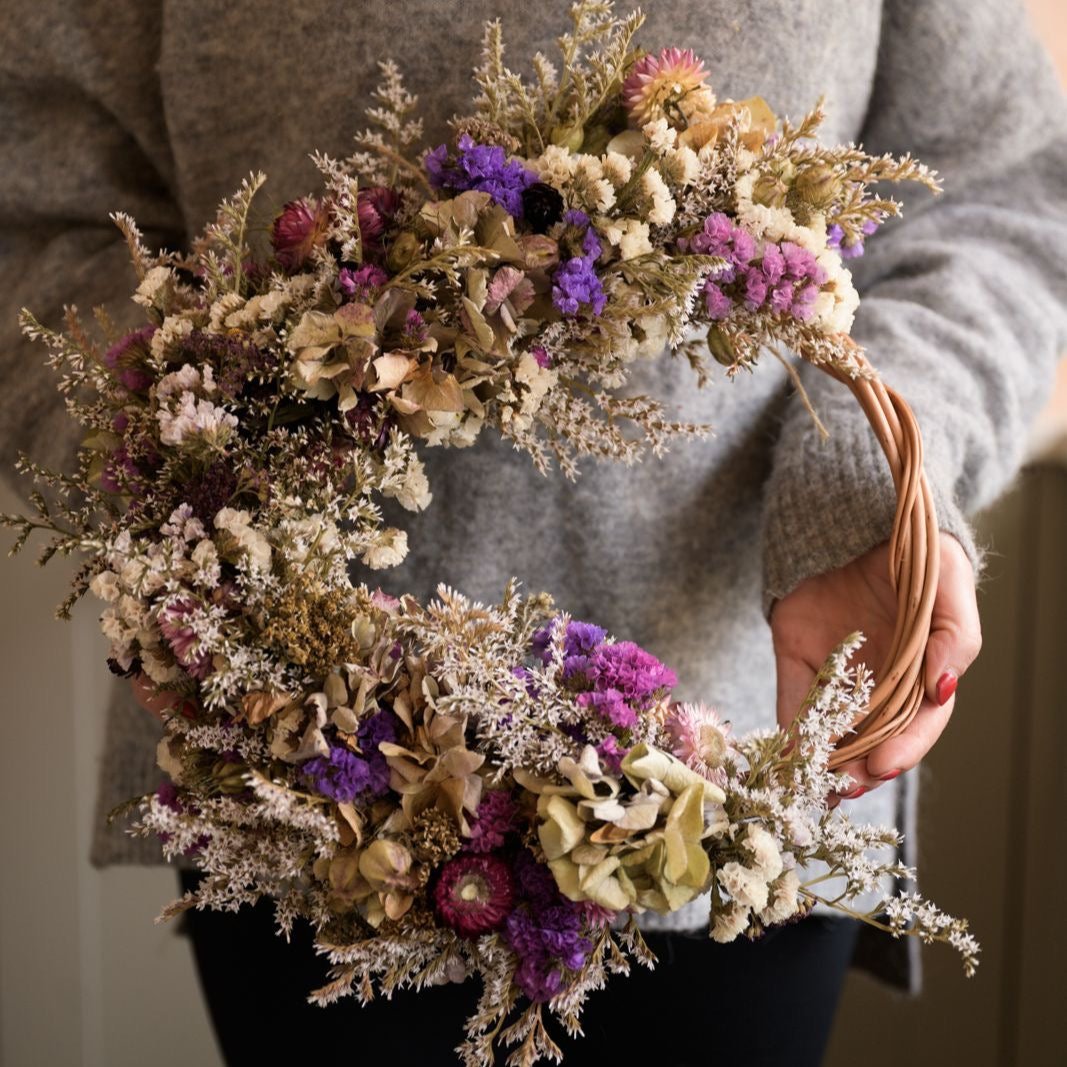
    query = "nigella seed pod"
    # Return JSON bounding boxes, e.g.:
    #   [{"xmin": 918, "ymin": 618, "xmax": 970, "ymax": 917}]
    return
[
  {"xmin": 751, "ymin": 171, "xmax": 790, "ymax": 208},
  {"xmin": 706, "ymin": 325, "xmax": 737, "ymax": 367},
  {"xmin": 521, "ymin": 182, "xmax": 565, "ymax": 234},
  {"xmin": 793, "ymin": 165, "xmax": 843, "ymax": 210}
]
